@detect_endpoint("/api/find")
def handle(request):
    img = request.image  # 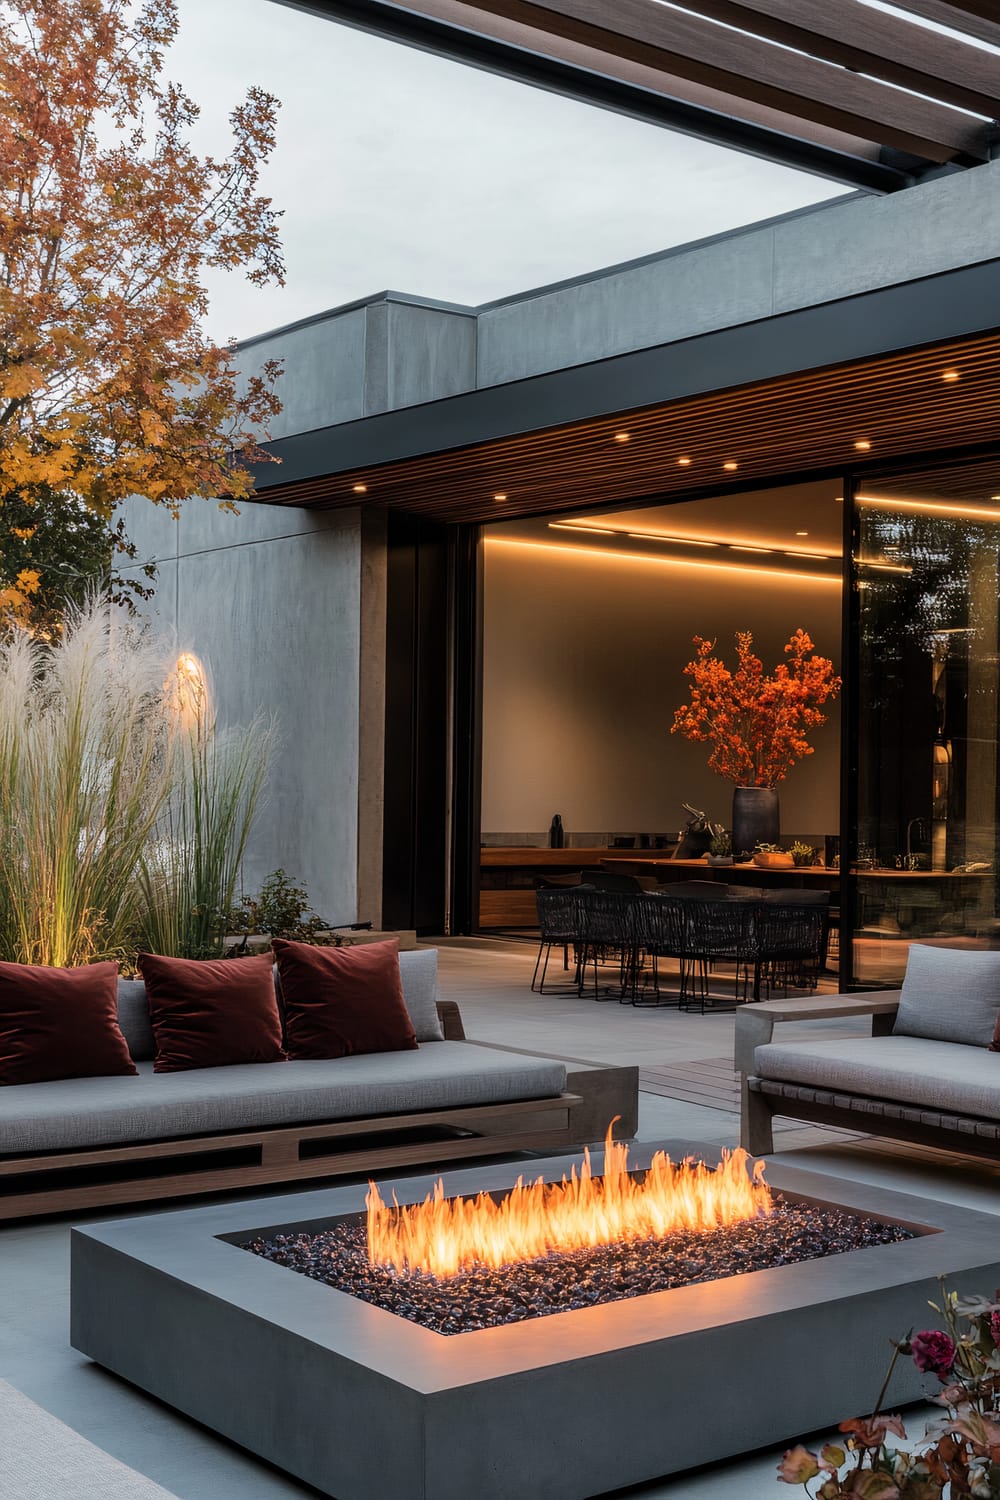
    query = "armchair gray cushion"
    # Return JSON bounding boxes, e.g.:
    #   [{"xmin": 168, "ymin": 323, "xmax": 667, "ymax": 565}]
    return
[{"xmin": 893, "ymin": 943, "xmax": 1000, "ymax": 1047}]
